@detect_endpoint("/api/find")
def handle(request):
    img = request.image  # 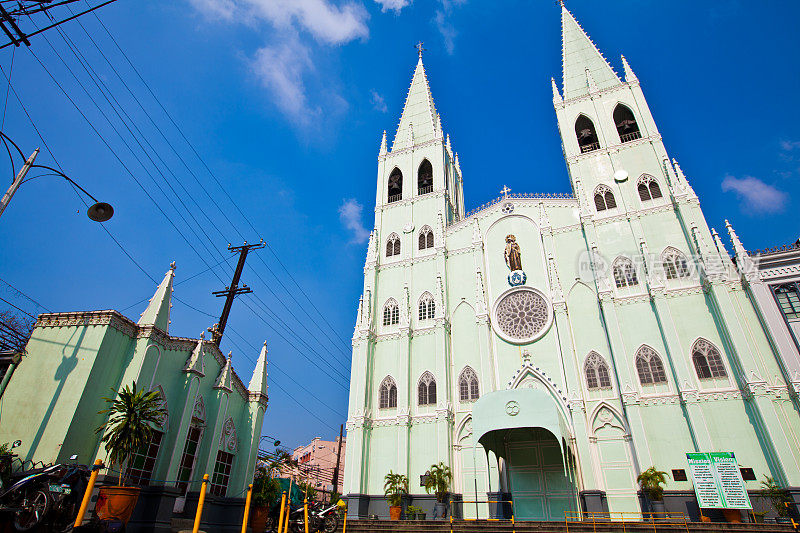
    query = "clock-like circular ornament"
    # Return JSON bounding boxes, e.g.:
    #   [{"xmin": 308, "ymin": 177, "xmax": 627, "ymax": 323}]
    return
[{"xmin": 491, "ymin": 287, "xmax": 553, "ymax": 344}]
